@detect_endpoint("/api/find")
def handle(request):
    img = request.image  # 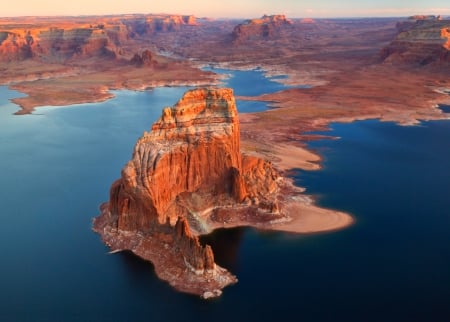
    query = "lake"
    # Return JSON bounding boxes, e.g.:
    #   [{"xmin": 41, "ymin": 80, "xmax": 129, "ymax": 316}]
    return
[{"xmin": 0, "ymin": 70, "xmax": 449, "ymax": 322}]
